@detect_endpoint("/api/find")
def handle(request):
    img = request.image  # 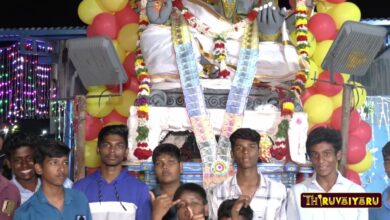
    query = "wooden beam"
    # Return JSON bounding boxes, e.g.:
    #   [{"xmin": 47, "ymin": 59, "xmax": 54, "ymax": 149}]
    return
[
  {"xmin": 73, "ymin": 95, "xmax": 86, "ymax": 181},
  {"xmin": 340, "ymin": 84, "xmax": 353, "ymax": 176}
]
